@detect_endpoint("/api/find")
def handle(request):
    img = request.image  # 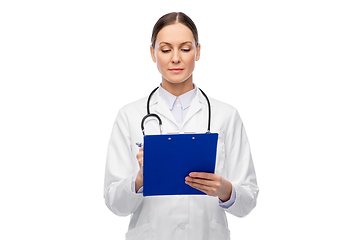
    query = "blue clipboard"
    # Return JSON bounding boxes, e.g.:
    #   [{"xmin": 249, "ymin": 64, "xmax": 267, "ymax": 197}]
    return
[{"xmin": 143, "ymin": 133, "xmax": 218, "ymax": 196}]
